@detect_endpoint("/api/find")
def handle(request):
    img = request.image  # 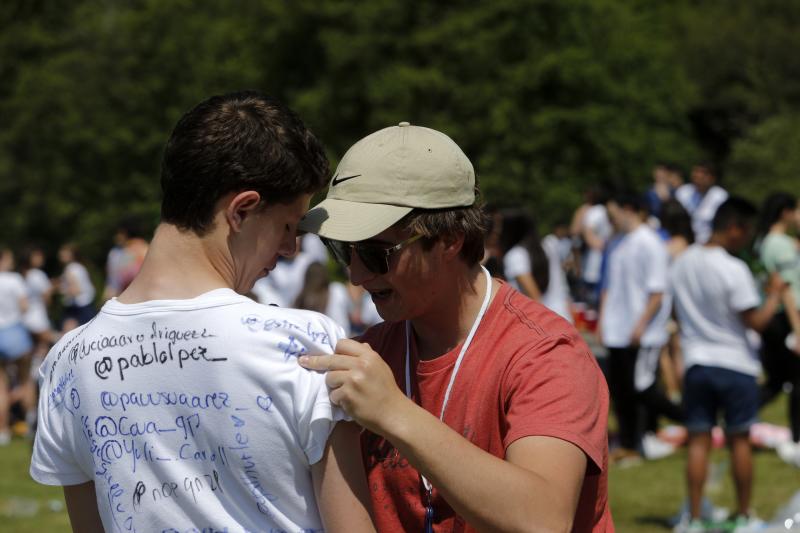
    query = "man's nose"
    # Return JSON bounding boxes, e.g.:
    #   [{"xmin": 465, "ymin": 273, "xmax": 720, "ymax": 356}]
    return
[
  {"xmin": 348, "ymin": 249, "xmax": 377, "ymax": 286},
  {"xmin": 279, "ymin": 233, "xmax": 298, "ymax": 257}
]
